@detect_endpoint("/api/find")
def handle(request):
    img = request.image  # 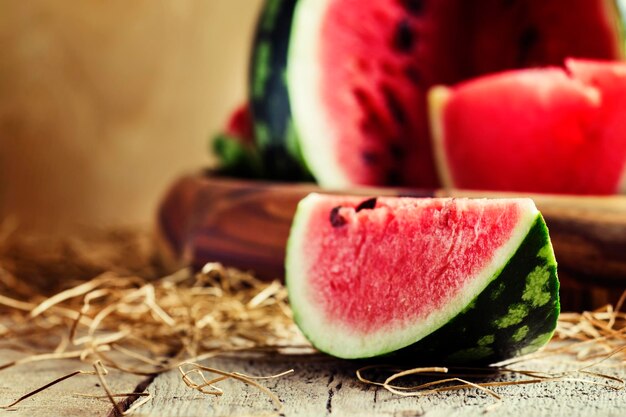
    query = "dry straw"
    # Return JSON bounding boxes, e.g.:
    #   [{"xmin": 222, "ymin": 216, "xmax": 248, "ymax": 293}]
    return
[{"xmin": 0, "ymin": 226, "xmax": 304, "ymax": 413}]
